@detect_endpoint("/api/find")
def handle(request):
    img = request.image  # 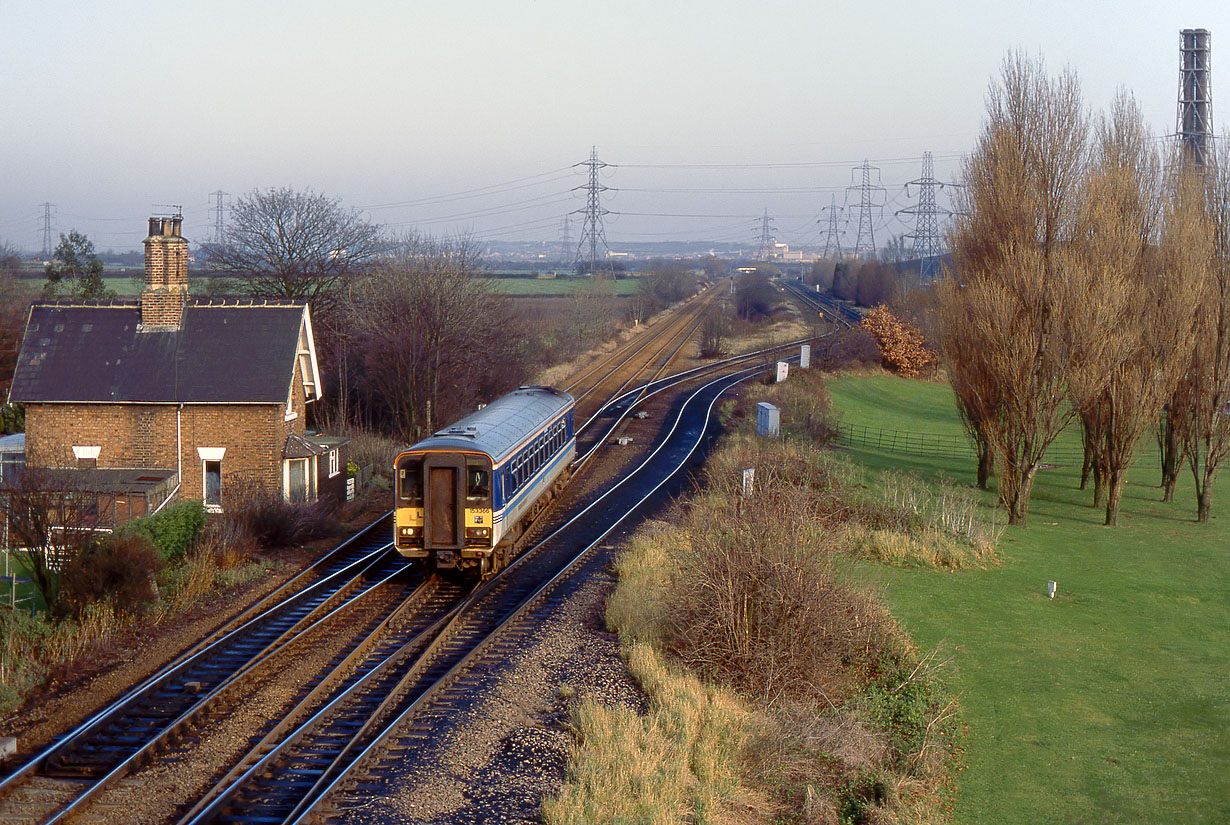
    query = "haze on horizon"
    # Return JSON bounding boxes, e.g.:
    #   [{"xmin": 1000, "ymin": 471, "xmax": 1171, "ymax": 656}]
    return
[{"xmin": 2, "ymin": 0, "xmax": 1227, "ymax": 254}]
